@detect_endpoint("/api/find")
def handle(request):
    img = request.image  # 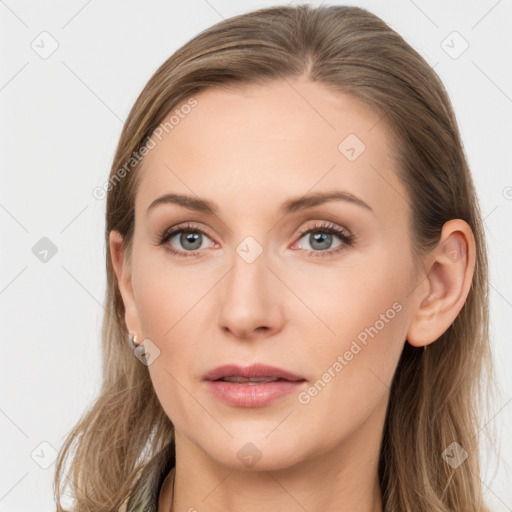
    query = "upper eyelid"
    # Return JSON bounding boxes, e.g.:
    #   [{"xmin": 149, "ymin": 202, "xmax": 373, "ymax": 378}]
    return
[
  {"xmin": 162, "ymin": 222, "xmax": 214, "ymax": 240},
  {"xmin": 296, "ymin": 222, "xmax": 351, "ymax": 237}
]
